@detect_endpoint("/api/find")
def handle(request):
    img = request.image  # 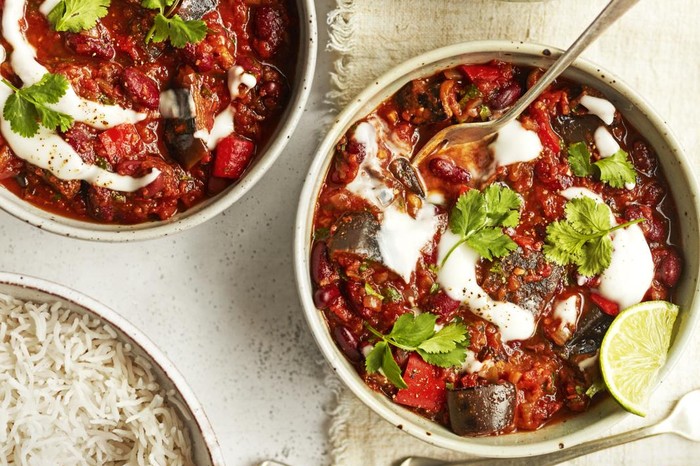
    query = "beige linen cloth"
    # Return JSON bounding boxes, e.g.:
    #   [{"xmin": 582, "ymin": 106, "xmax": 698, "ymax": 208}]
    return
[{"xmin": 324, "ymin": 0, "xmax": 700, "ymax": 465}]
